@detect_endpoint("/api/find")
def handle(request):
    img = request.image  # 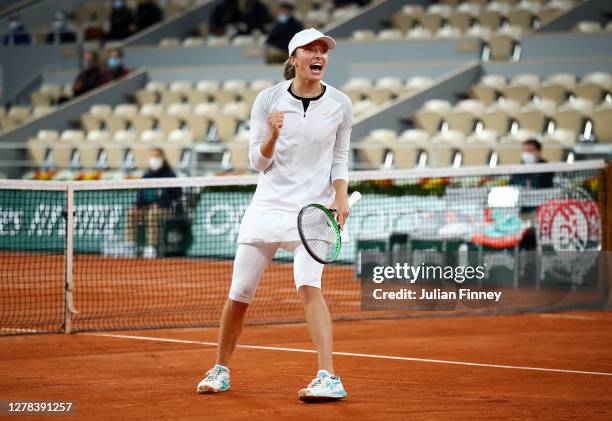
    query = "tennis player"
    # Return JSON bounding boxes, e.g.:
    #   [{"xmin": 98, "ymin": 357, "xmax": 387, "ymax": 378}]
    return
[{"xmin": 197, "ymin": 28, "xmax": 352, "ymax": 402}]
